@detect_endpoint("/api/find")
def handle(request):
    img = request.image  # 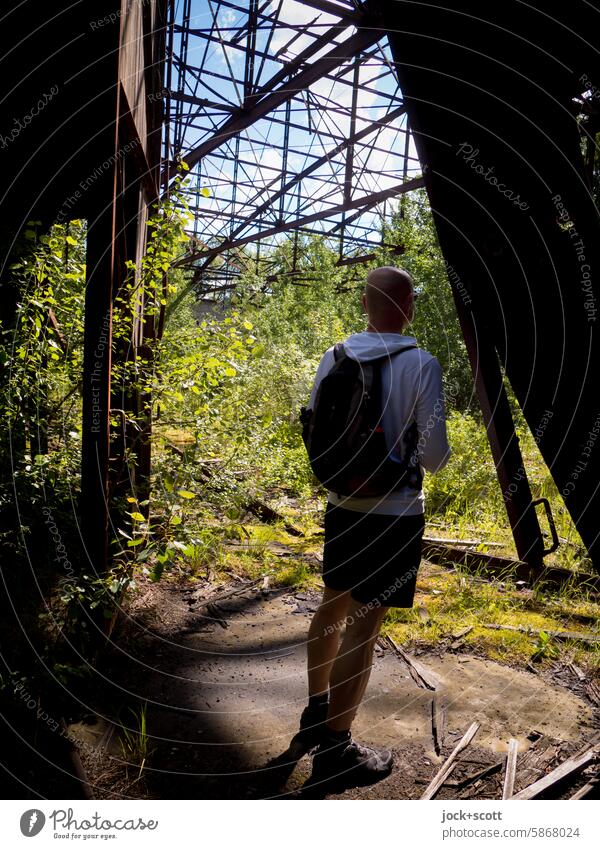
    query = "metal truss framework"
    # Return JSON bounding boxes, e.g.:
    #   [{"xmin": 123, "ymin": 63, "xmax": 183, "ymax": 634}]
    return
[{"xmin": 164, "ymin": 0, "xmax": 423, "ymax": 292}]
